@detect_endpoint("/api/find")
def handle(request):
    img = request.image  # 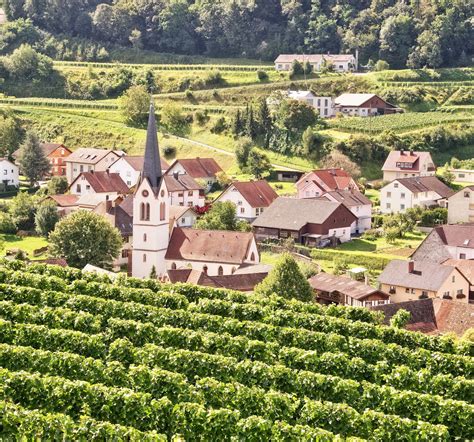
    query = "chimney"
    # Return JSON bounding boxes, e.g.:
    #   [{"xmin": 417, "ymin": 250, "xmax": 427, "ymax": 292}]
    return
[
  {"xmin": 173, "ymin": 172, "xmax": 179, "ymax": 180},
  {"xmin": 400, "ymin": 151, "xmax": 405, "ymax": 156},
  {"xmin": 408, "ymin": 260, "xmax": 415, "ymax": 274},
  {"xmin": 105, "ymin": 199, "xmax": 112, "ymax": 212}
]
